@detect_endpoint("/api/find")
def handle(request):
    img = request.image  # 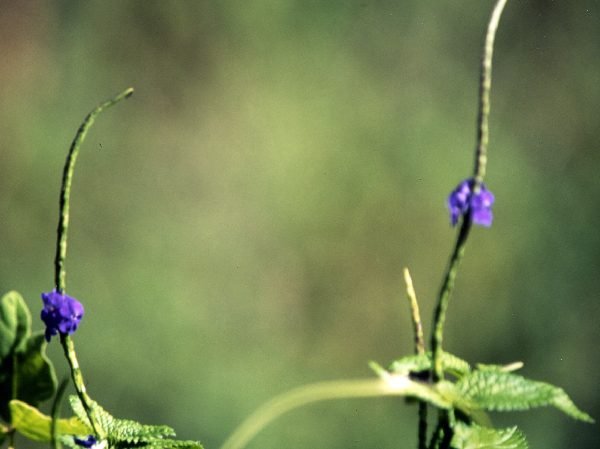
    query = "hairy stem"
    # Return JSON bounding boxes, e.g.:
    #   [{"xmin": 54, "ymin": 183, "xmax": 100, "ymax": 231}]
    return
[
  {"xmin": 54, "ymin": 87, "xmax": 133, "ymax": 293},
  {"xmin": 53, "ymin": 87, "xmax": 133, "ymax": 438},
  {"xmin": 61, "ymin": 333, "xmax": 104, "ymax": 438},
  {"xmin": 473, "ymin": 0, "xmax": 508, "ymax": 189}
]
